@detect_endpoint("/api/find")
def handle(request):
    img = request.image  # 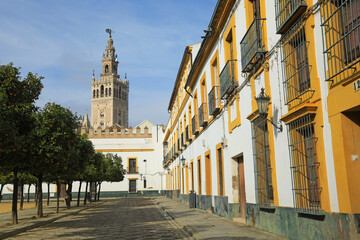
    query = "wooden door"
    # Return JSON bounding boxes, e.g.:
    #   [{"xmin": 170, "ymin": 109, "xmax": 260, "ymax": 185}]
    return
[
  {"xmin": 238, "ymin": 156, "xmax": 246, "ymax": 218},
  {"xmin": 129, "ymin": 180, "xmax": 136, "ymax": 193}
]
